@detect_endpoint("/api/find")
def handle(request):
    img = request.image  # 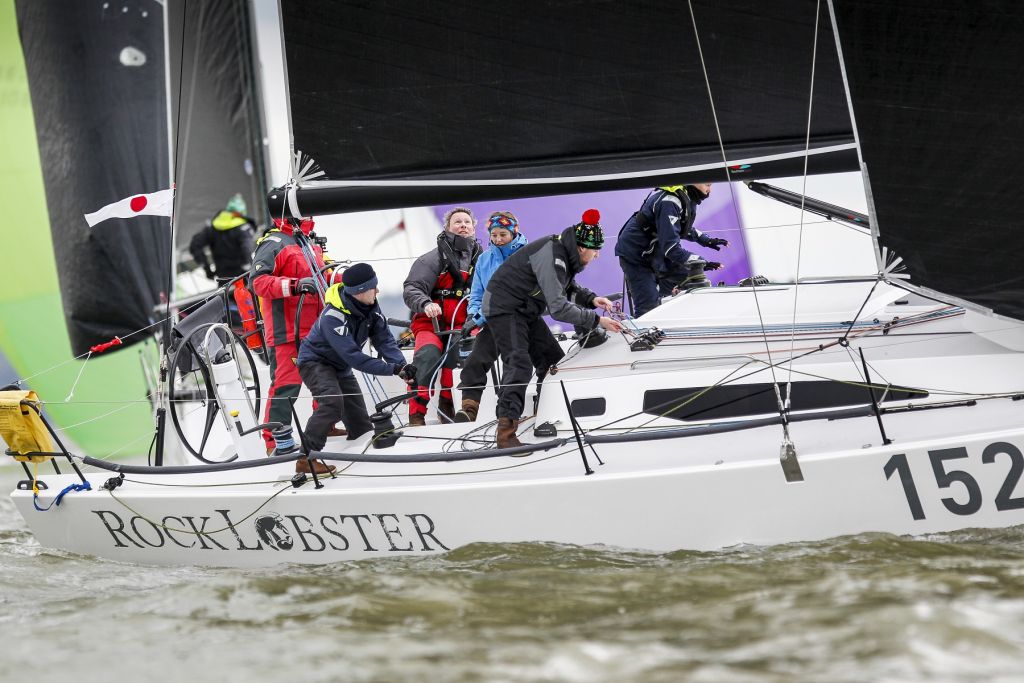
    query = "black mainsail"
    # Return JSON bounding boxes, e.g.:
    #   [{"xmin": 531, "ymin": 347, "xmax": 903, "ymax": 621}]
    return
[
  {"xmin": 272, "ymin": 0, "xmax": 856, "ymax": 214},
  {"xmin": 21, "ymin": 0, "xmax": 1023, "ymax": 359},
  {"xmin": 273, "ymin": 0, "xmax": 1024, "ymax": 322}
]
